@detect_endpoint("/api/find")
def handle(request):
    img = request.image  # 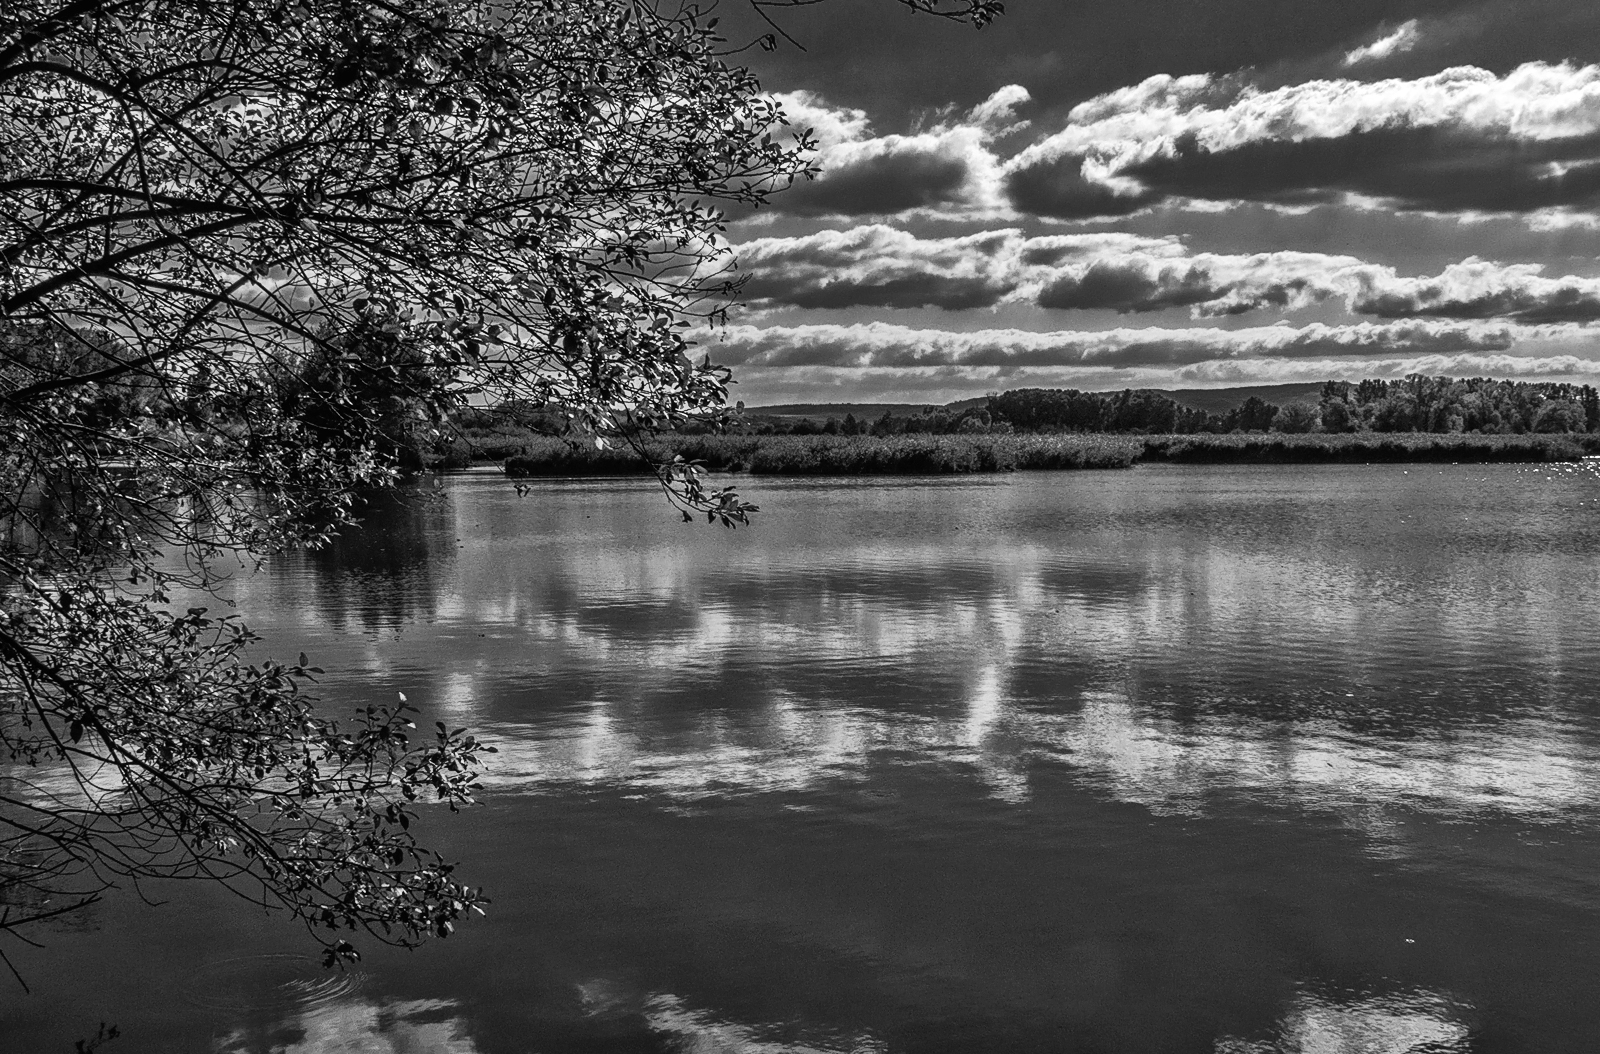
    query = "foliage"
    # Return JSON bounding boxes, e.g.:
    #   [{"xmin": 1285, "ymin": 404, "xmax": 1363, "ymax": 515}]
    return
[
  {"xmin": 983, "ymin": 378, "xmax": 1600, "ymax": 437},
  {"xmin": 0, "ymin": 0, "xmax": 999, "ymax": 973},
  {"xmin": 1317, "ymin": 376, "xmax": 1600, "ymax": 435}
]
